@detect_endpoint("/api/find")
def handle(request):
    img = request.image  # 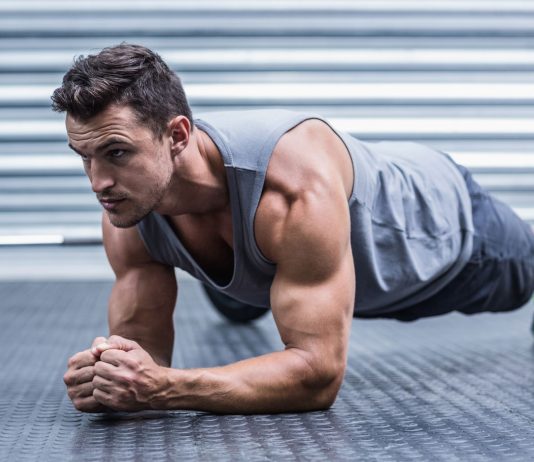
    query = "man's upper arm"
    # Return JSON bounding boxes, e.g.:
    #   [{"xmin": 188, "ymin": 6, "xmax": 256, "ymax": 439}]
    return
[
  {"xmin": 102, "ymin": 213, "xmax": 177, "ymax": 365},
  {"xmin": 256, "ymin": 122, "xmax": 356, "ymax": 400}
]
